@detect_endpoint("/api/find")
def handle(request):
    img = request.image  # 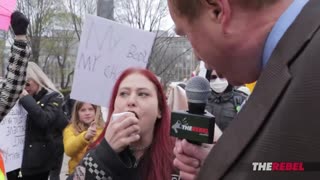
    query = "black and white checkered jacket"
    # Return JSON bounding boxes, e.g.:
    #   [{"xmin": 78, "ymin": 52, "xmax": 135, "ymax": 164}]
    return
[
  {"xmin": 0, "ymin": 40, "xmax": 30, "ymax": 122},
  {"xmin": 68, "ymin": 139, "xmax": 180, "ymax": 180}
]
